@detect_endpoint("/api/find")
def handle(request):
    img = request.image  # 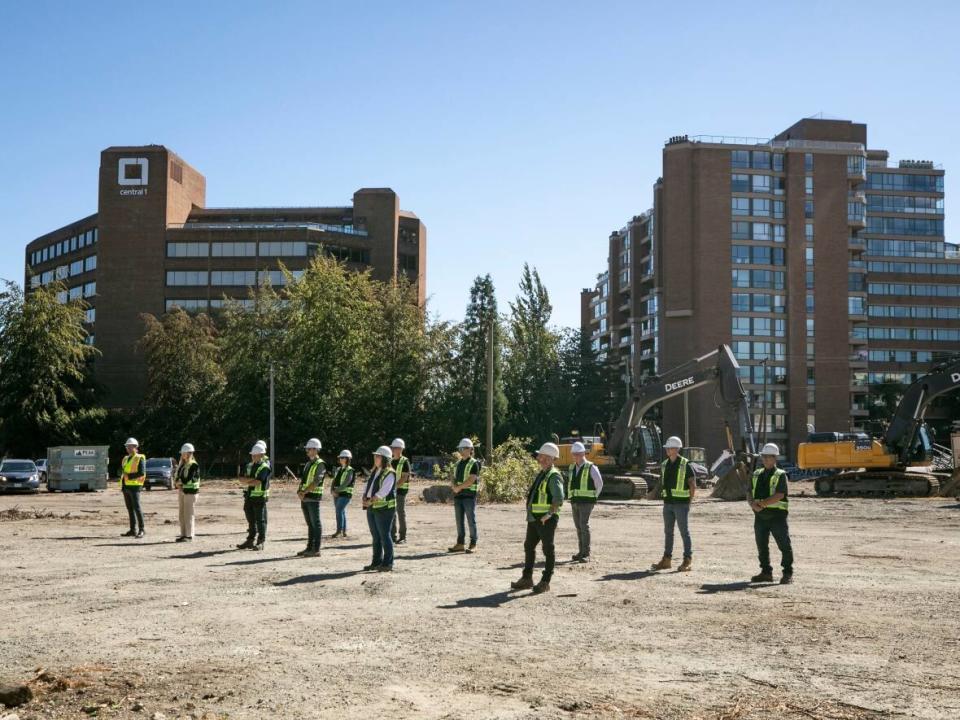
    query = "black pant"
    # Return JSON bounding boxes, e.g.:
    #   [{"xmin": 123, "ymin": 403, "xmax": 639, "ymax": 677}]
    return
[
  {"xmin": 301, "ymin": 501, "xmax": 322, "ymax": 551},
  {"xmin": 754, "ymin": 511, "xmax": 793, "ymax": 574},
  {"xmin": 523, "ymin": 515, "xmax": 559, "ymax": 582},
  {"xmin": 244, "ymin": 496, "xmax": 268, "ymax": 543},
  {"xmin": 122, "ymin": 487, "xmax": 144, "ymax": 532}
]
